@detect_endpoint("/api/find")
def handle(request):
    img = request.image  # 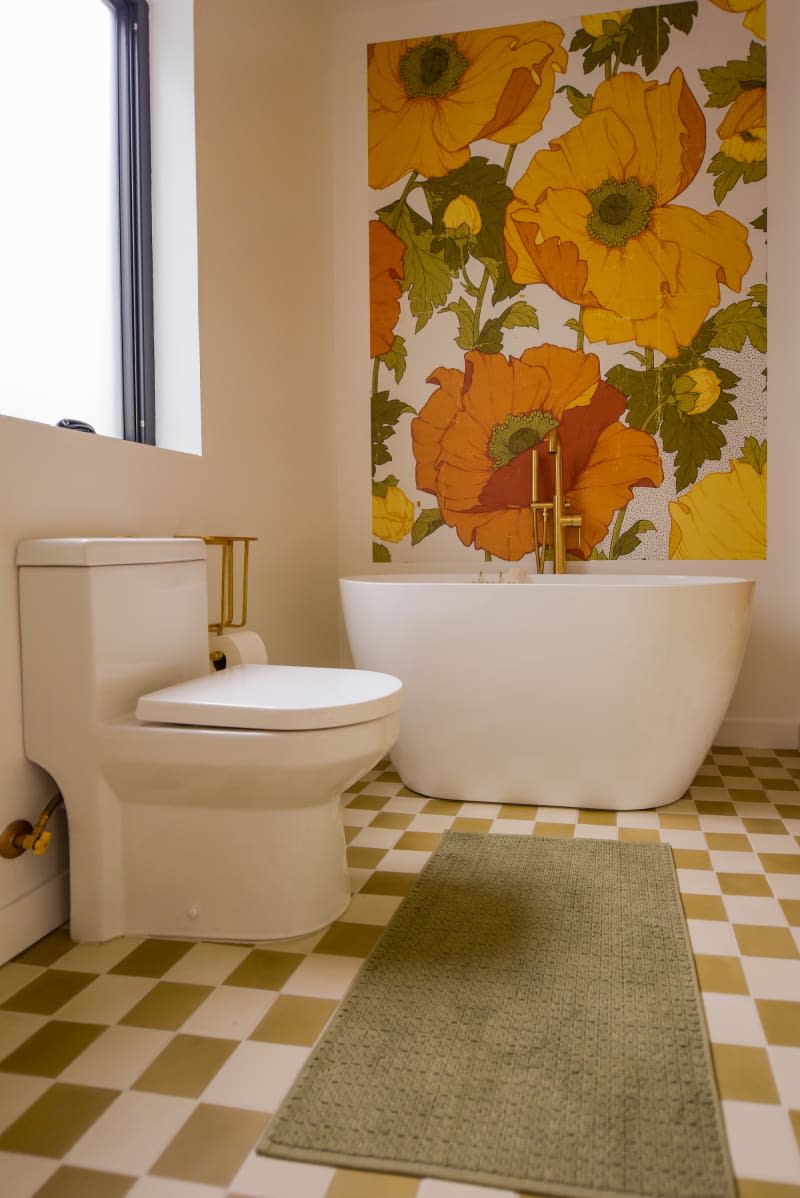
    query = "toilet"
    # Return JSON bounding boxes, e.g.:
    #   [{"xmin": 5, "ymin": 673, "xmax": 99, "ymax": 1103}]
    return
[{"xmin": 16, "ymin": 537, "xmax": 402, "ymax": 943}]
